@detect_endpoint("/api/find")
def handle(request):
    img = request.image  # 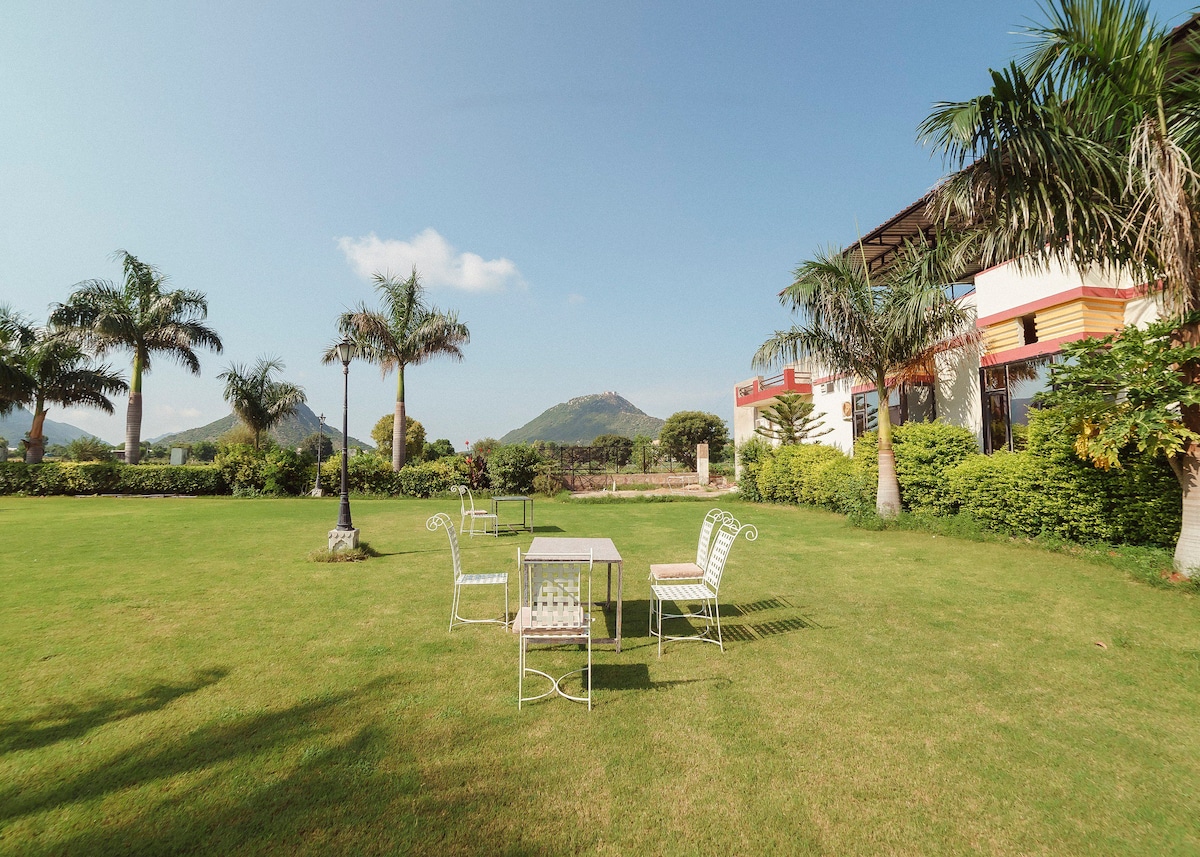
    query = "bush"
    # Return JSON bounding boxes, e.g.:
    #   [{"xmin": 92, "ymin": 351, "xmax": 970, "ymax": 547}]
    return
[
  {"xmin": 891, "ymin": 421, "xmax": 980, "ymax": 514},
  {"xmin": 486, "ymin": 444, "xmax": 543, "ymax": 494},
  {"xmin": 262, "ymin": 448, "xmax": 309, "ymax": 496},
  {"xmin": 756, "ymin": 443, "xmax": 844, "ymax": 505},
  {"xmin": 320, "ymin": 453, "xmax": 400, "ymax": 495},
  {"xmin": 0, "ymin": 461, "xmax": 226, "ymax": 495},
  {"xmin": 397, "ymin": 457, "xmax": 469, "ymax": 498},
  {"xmin": 117, "ymin": 465, "xmax": 227, "ymax": 495},
  {"xmin": 734, "ymin": 438, "xmax": 772, "ymax": 502},
  {"xmin": 214, "ymin": 445, "xmax": 265, "ymax": 492}
]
